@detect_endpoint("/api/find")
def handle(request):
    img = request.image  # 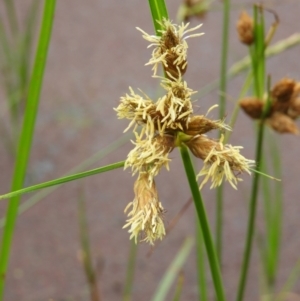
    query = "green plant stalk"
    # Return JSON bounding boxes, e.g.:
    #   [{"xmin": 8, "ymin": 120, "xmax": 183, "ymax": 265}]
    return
[
  {"xmin": 236, "ymin": 7, "xmax": 267, "ymax": 301},
  {"xmin": 0, "ymin": 161, "xmax": 125, "ymax": 201},
  {"xmin": 196, "ymin": 217, "xmax": 208, "ymax": 301},
  {"xmin": 260, "ymin": 131, "xmax": 282, "ymax": 287},
  {"xmin": 180, "ymin": 146, "xmax": 226, "ymax": 301},
  {"xmin": 123, "ymin": 240, "xmax": 138, "ymax": 301},
  {"xmin": 78, "ymin": 193, "xmax": 101, "ymax": 301},
  {"xmin": 148, "ymin": 0, "xmax": 169, "ymax": 34},
  {"xmin": 0, "ymin": 1, "xmax": 56, "ymax": 298},
  {"xmin": 235, "ymin": 121, "xmax": 265, "ymax": 301},
  {"xmin": 216, "ymin": 0, "xmax": 231, "ymax": 263}
]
